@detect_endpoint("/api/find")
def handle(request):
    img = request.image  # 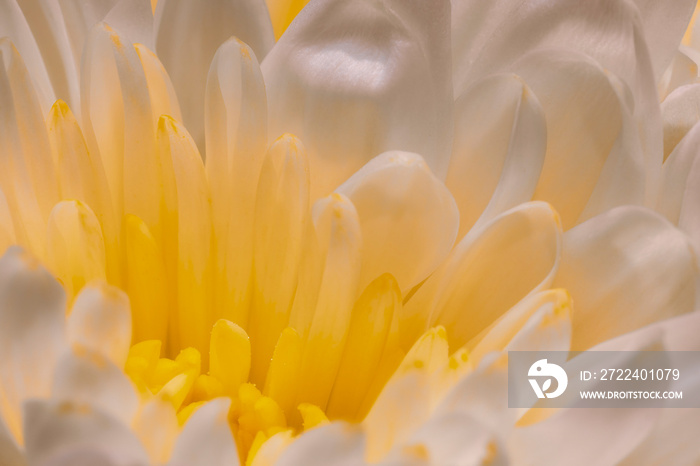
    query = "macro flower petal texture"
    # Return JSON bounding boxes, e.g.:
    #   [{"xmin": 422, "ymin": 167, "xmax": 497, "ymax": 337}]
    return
[{"xmin": 1, "ymin": 0, "xmax": 700, "ymax": 465}]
